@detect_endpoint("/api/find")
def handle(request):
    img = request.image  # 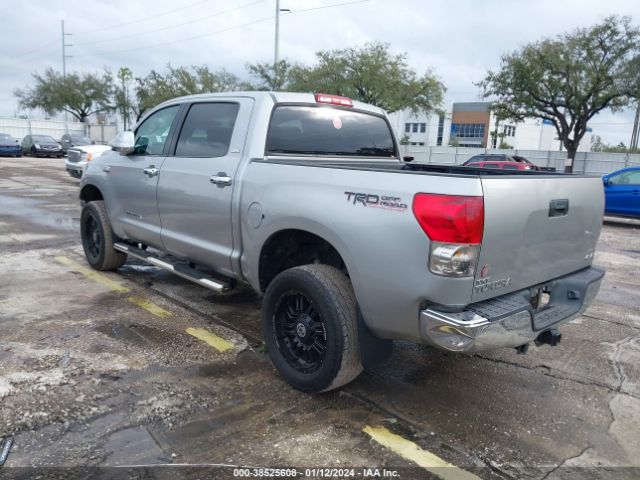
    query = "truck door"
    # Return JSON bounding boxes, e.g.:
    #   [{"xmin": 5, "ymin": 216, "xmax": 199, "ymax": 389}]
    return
[
  {"xmin": 107, "ymin": 104, "xmax": 181, "ymax": 249},
  {"xmin": 156, "ymin": 99, "xmax": 253, "ymax": 276}
]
